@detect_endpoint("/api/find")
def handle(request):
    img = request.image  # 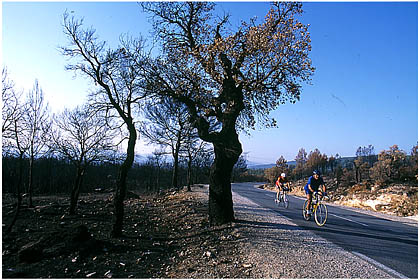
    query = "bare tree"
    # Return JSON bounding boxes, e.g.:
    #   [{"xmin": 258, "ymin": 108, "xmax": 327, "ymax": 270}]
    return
[
  {"xmin": 2, "ymin": 67, "xmax": 20, "ymax": 135},
  {"xmin": 232, "ymin": 155, "xmax": 248, "ymax": 182},
  {"xmin": 354, "ymin": 145, "xmax": 376, "ymax": 182},
  {"xmin": 61, "ymin": 13, "xmax": 150, "ymax": 237},
  {"xmin": 356, "ymin": 145, "xmax": 376, "ymax": 167},
  {"xmin": 140, "ymin": 97, "xmax": 194, "ymax": 190},
  {"xmin": 409, "ymin": 144, "xmax": 418, "ymax": 179},
  {"xmin": 50, "ymin": 104, "xmax": 117, "ymax": 215},
  {"xmin": 183, "ymin": 138, "xmax": 210, "ymax": 191},
  {"xmin": 24, "ymin": 80, "xmax": 51, "ymax": 207},
  {"xmin": 306, "ymin": 148, "xmax": 328, "ymax": 174},
  {"xmin": 276, "ymin": 156, "xmax": 289, "ymax": 171},
  {"xmin": 2, "ymin": 69, "xmax": 26, "ymax": 233},
  {"xmin": 328, "ymin": 154, "xmax": 338, "ymax": 174},
  {"xmin": 190, "ymin": 143, "xmax": 214, "ymax": 185},
  {"xmin": 5, "ymin": 118, "xmax": 28, "ymax": 233},
  {"xmin": 293, "ymin": 148, "xmax": 308, "ymax": 179},
  {"xmin": 147, "ymin": 149, "xmax": 168, "ymax": 192},
  {"xmin": 264, "ymin": 155, "xmax": 290, "ymax": 184},
  {"xmin": 142, "ymin": 2, "xmax": 314, "ymax": 225},
  {"xmin": 2, "ymin": 77, "xmax": 50, "ymax": 230}
]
